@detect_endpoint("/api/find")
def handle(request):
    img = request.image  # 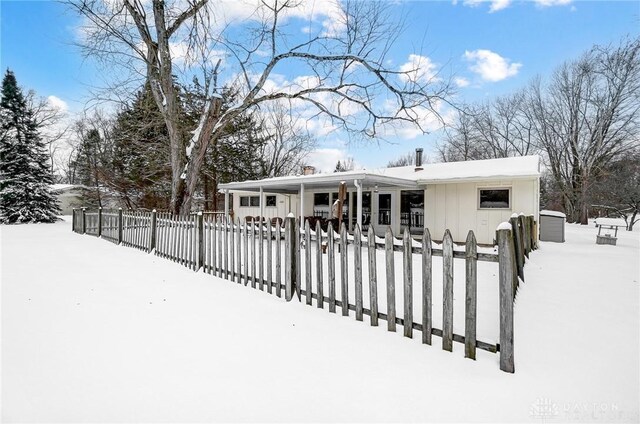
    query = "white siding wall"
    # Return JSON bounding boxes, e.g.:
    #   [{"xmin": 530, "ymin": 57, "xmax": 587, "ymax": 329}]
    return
[
  {"xmin": 424, "ymin": 178, "xmax": 539, "ymax": 245},
  {"xmin": 231, "ymin": 190, "xmax": 298, "ymax": 222}
]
